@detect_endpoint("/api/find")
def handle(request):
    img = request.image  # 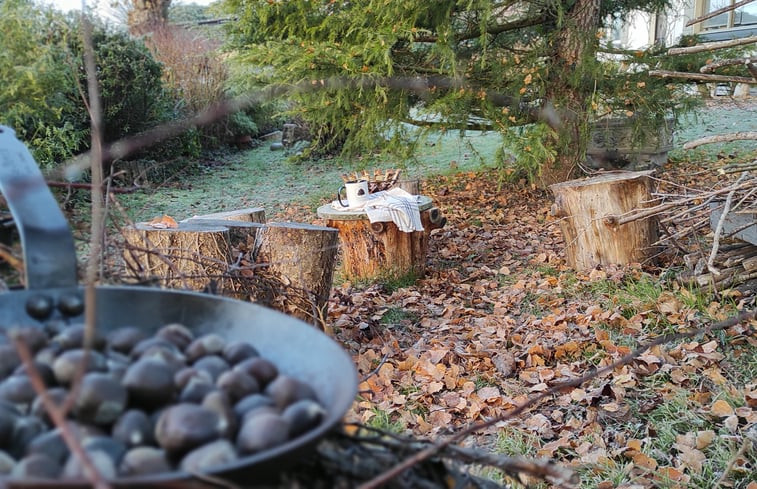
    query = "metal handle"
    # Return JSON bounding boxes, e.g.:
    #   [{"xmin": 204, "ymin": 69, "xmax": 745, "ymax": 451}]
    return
[
  {"xmin": 336, "ymin": 185, "xmax": 349, "ymax": 207},
  {"xmin": 0, "ymin": 126, "xmax": 78, "ymax": 289}
]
